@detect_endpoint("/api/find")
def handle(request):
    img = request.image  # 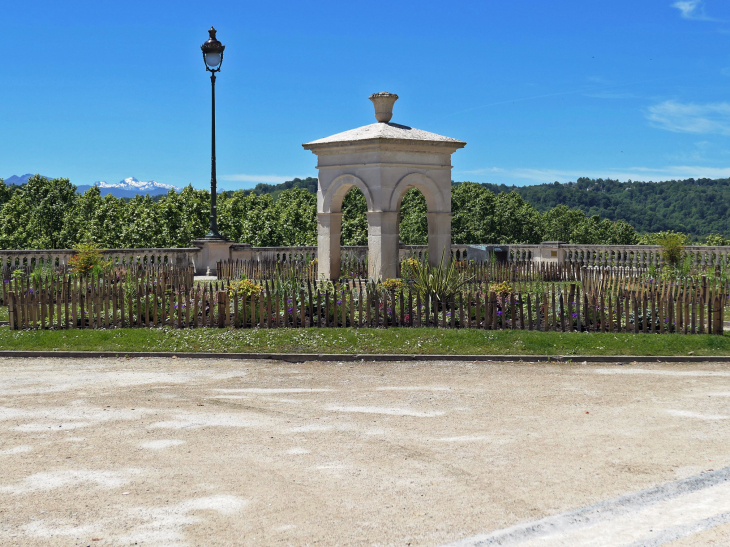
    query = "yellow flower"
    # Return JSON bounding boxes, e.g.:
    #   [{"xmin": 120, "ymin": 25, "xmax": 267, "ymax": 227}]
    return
[
  {"xmin": 382, "ymin": 278, "xmax": 404, "ymax": 291},
  {"xmin": 229, "ymin": 279, "xmax": 264, "ymax": 296},
  {"xmin": 489, "ymin": 281, "xmax": 513, "ymax": 295}
]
